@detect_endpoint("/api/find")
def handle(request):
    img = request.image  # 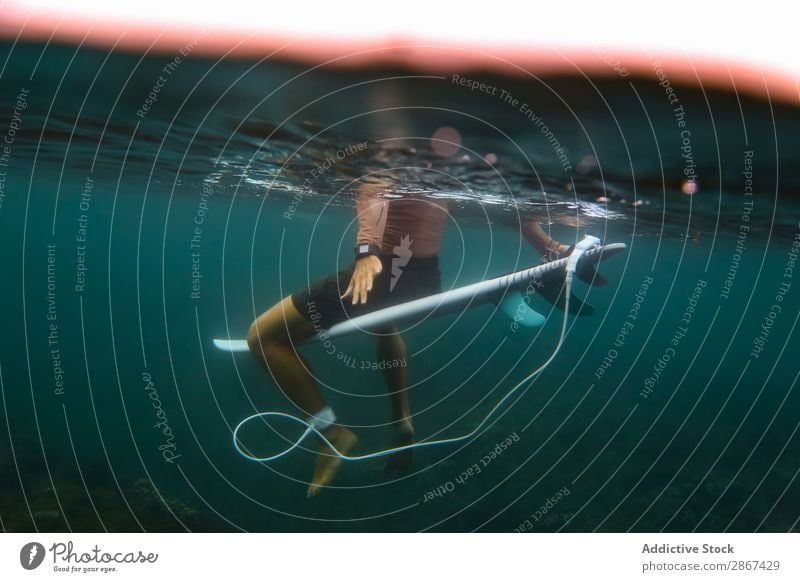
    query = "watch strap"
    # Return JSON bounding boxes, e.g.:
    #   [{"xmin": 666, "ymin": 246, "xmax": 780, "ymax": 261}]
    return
[{"xmin": 354, "ymin": 242, "xmax": 380, "ymax": 258}]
